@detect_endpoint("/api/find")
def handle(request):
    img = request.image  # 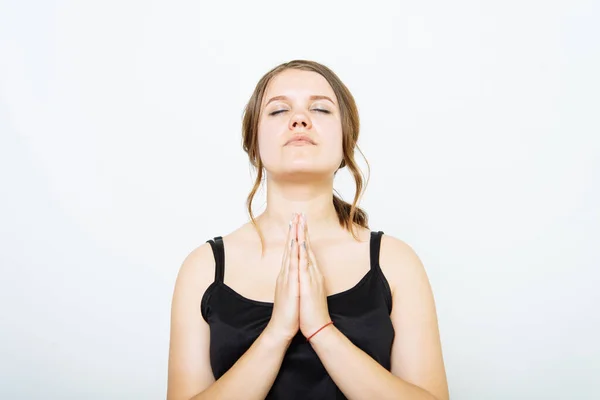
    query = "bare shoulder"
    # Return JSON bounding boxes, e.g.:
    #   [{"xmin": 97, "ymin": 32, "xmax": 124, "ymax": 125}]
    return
[
  {"xmin": 174, "ymin": 241, "xmax": 216, "ymax": 297},
  {"xmin": 378, "ymin": 234, "xmax": 430, "ymax": 295},
  {"xmin": 175, "ymin": 221, "xmax": 253, "ymax": 291},
  {"xmin": 179, "ymin": 223, "xmax": 258, "ymax": 285},
  {"xmin": 379, "ymin": 234, "xmax": 423, "ymax": 268}
]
